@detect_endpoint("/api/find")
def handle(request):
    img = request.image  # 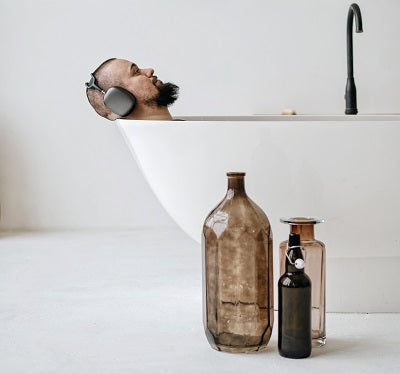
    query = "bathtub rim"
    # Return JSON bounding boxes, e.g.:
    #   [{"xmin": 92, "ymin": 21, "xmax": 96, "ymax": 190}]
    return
[{"xmin": 117, "ymin": 114, "xmax": 400, "ymax": 124}]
